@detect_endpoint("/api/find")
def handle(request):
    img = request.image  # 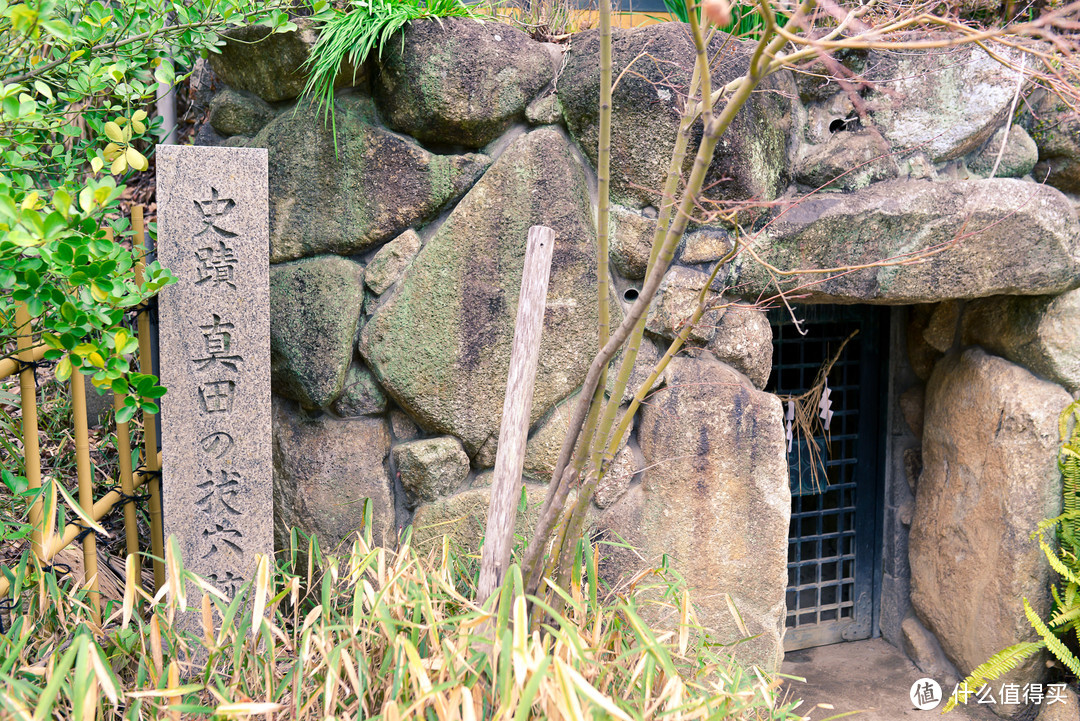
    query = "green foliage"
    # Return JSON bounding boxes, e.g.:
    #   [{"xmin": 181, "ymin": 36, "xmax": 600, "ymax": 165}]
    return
[
  {"xmin": 0, "ymin": 518, "xmax": 809, "ymax": 719},
  {"xmin": 0, "ymin": 0, "xmax": 316, "ymax": 489},
  {"xmin": 944, "ymin": 400, "xmax": 1080, "ymax": 713},
  {"xmin": 657, "ymin": 0, "xmax": 780, "ymax": 38},
  {"xmin": 944, "ymin": 641, "xmax": 1045, "ymax": 710},
  {"xmin": 302, "ymin": 0, "xmax": 486, "ymax": 132}
]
